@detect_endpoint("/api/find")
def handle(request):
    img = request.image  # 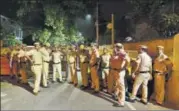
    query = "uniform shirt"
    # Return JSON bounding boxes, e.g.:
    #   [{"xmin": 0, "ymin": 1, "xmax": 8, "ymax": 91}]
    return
[
  {"xmin": 79, "ymin": 50, "xmax": 89, "ymax": 63},
  {"xmin": 40, "ymin": 47, "xmax": 50, "ymax": 62},
  {"xmin": 110, "ymin": 50, "xmax": 129, "ymax": 69},
  {"xmin": 101, "ymin": 54, "xmax": 111, "ymax": 68},
  {"xmin": 18, "ymin": 49, "xmax": 27, "ymax": 62},
  {"xmin": 136, "ymin": 52, "xmax": 152, "ymax": 72},
  {"xmin": 153, "ymin": 54, "xmax": 172, "ymax": 73},
  {"xmin": 90, "ymin": 49, "xmax": 99, "ymax": 66},
  {"xmin": 11, "ymin": 50, "xmax": 19, "ymax": 62},
  {"xmin": 51, "ymin": 51, "xmax": 62, "ymax": 63},
  {"xmin": 26, "ymin": 49, "xmax": 43, "ymax": 64},
  {"xmin": 68, "ymin": 52, "xmax": 76, "ymax": 63}
]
